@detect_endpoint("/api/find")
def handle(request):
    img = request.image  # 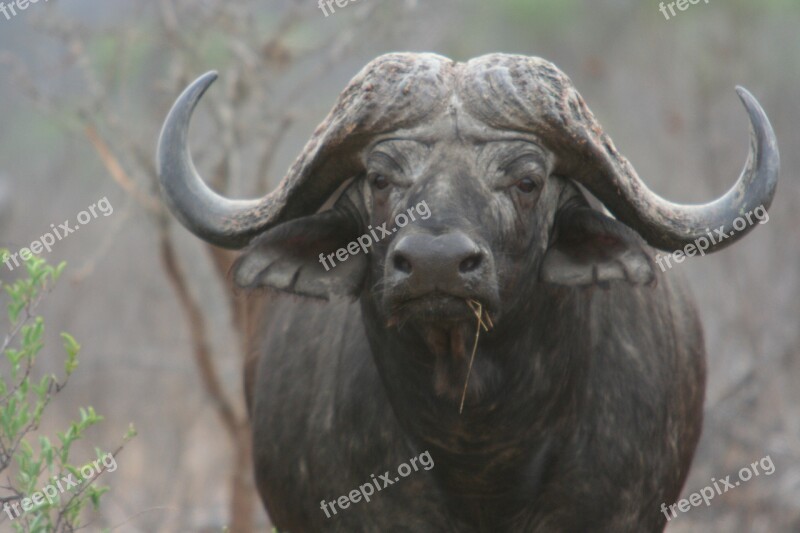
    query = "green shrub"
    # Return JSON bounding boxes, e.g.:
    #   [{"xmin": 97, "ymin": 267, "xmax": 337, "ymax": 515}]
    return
[{"xmin": 0, "ymin": 251, "xmax": 135, "ymax": 532}]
